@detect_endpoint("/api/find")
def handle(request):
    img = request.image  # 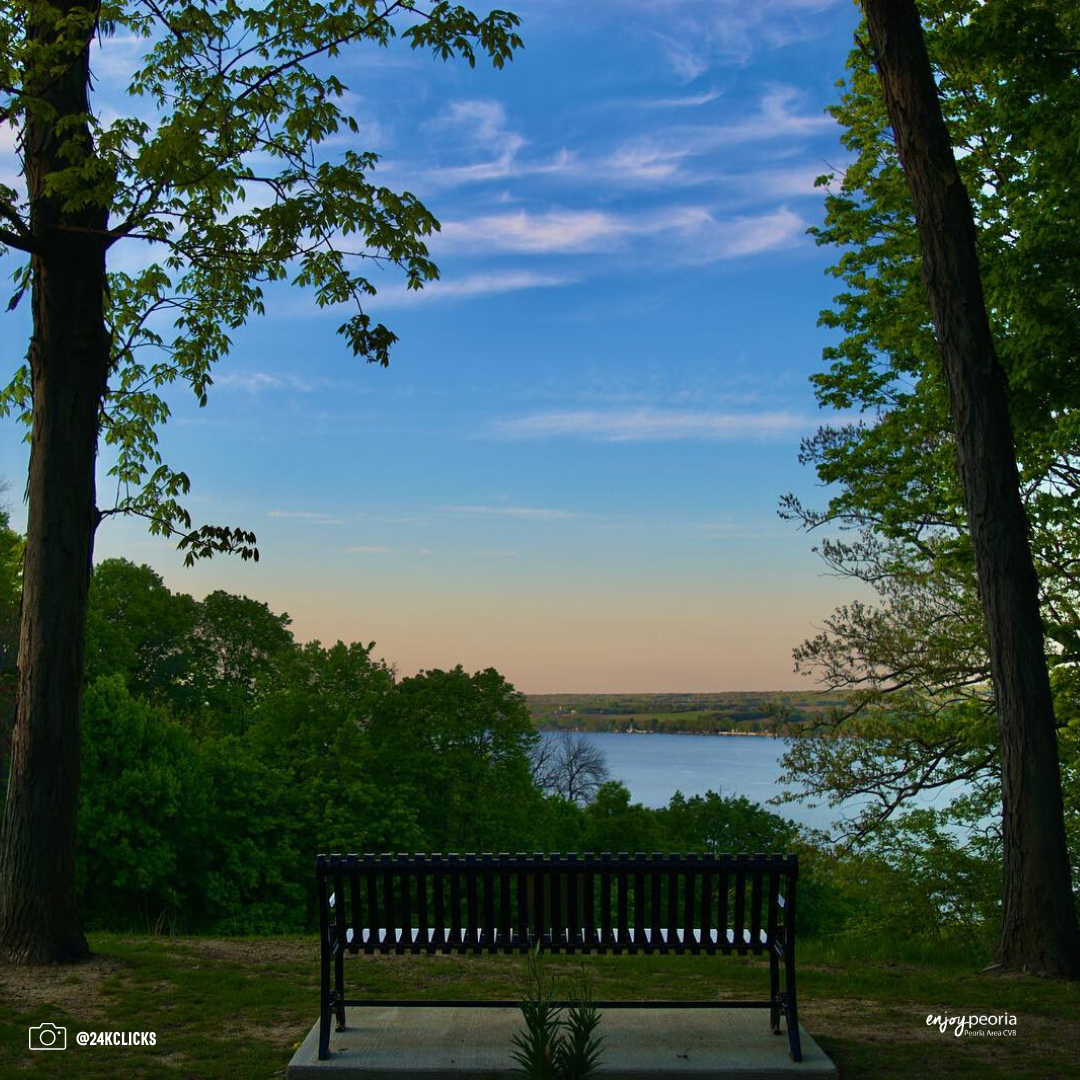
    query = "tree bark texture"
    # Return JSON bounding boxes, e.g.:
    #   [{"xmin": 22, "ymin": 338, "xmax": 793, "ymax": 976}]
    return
[
  {"xmin": 861, "ymin": 0, "xmax": 1080, "ymax": 977},
  {"xmin": 0, "ymin": 1, "xmax": 109, "ymax": 963}
]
